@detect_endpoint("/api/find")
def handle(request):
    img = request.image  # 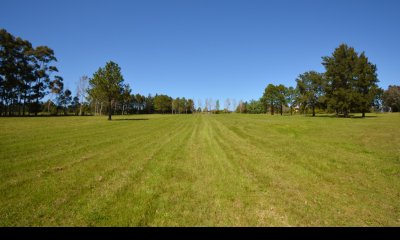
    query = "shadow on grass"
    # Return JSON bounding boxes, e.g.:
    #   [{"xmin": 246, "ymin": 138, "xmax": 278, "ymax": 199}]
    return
[
  {"xmin": 304, "ymin": 114, "xmax": 378, "ymax": 118},
  {"xmin": 304, "ymin": 114, "xmax": 336, "ymax": 118},
  {"xmin": 113, "ymin": 118, "xmax": 149, "ymax": 121},
  {"xmin": 351, "ymin": 116, "xmax": 378, "ymax": 118}
]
